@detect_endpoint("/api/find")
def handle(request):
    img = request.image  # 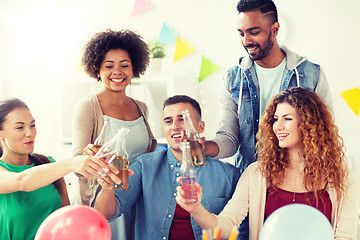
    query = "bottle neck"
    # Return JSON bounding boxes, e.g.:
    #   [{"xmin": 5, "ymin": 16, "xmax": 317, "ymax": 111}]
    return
[
  {"xmin": 180, "ymin": 143, "xmax": 194, "ymax": 170},
  {"xmin": 183, "ymin": 113, "xmax": 200, "ymax": 140}
]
